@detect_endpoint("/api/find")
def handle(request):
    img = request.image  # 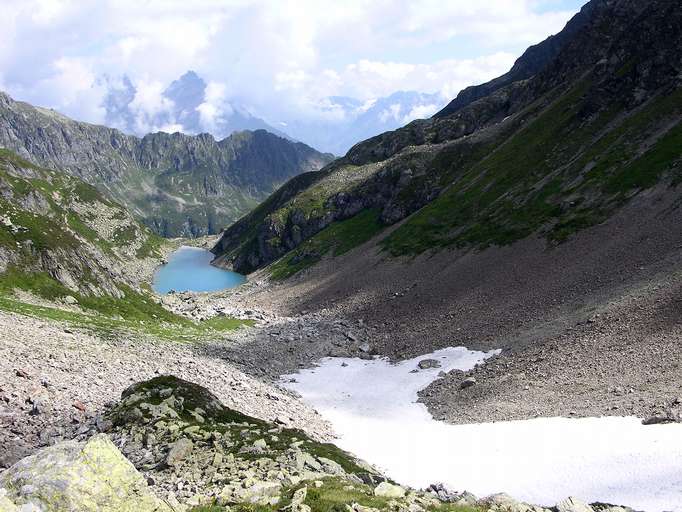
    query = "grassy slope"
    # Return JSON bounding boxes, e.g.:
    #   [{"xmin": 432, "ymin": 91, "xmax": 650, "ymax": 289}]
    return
[
  {"xmin": 0, "ymin": 149, "xmax": 251, "ymax": 339},
  {"xmin": 268, "ymin": 209, "xmax": 384, "ymax": 280},
  {"xmin": 256, "ymin": 81, "xmax": 681, "ymax": 279},
  {"xmin": 190, "ymin": 479, "xmax": 481, "ymax": 512},
  {"xmin": 381, "ymin": 84, "xmax": 682, "ymax": 255}
]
